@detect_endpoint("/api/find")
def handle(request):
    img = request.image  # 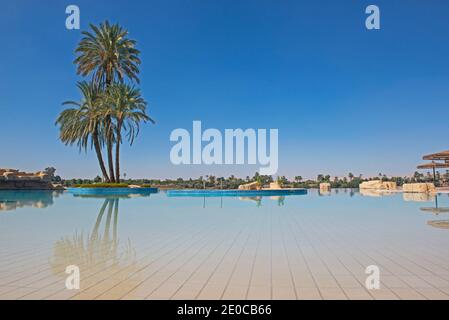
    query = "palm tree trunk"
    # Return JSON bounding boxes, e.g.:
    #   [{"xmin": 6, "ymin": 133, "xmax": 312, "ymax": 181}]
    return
[
  {"xmin": 104, "ymin": 116, "xmax": 116, "ymax": 183},
  {"xmin": 115, "ymin": 122, "xmax": 122, "ymax": 183},
  {"xmin": 93, "ymin": 129, "xmax": 110, "ymax": 182},
  {"xmin": 107, "ymin": 134, "xmax": 115, "ymax": 183},
  {"xmin": 104, "ymin": 72, "xmax": 116, "ymax": 183}
]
